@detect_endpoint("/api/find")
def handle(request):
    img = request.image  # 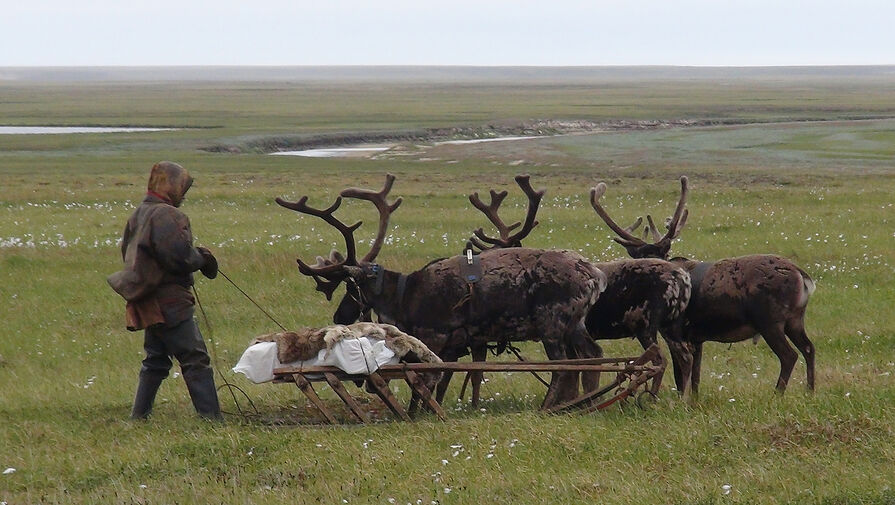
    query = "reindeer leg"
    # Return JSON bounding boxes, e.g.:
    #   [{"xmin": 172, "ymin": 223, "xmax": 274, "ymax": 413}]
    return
[
  {"xmin": 539, "ymin": 338, "xmax": 573, "ymax": 410},
  {"xmin": 470, "ymin": 346, "xmax": 487, "ymax": 408},
  {"xmin": 666, "ymin": 340, "xmax": 684, "ymax": 394},
  {"xmin": 432, "ymin": 345, "xmax": 466, "ymax": 405},
  {"xmin": 760, "ymin": 322, "xmax": 798, "ymax": 394},
  {"xmin": 570, "ymin": 326, "xmax": 602, "ymax": 392},
  {"xmin": 636, "ymin": 331, "xmax": 663, "ymax": 393},
  {"xmin": 667, "ymin": 340, "xmax": 694, "ymax": 400},
  {"xmin": 785, "ymin": 317, "xmax": 815, "ymax": 391},
  {"xmin": 458, "ymin": 373, "xmax": 472, "ymax": 401},
  {"xmin": 435, "ymin": 371, "xmax": 454, "ymax": 405},
  {"xmin": 690, "ymin": 341, "xmax": 703, "ymax": 398},
  {"xmin": 669, "ymin": 350, "xmax": 685, "ymax": 395},
  {"xmin": 660, "ymin": 314, "xmax": 689, "ymax": 394}
]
